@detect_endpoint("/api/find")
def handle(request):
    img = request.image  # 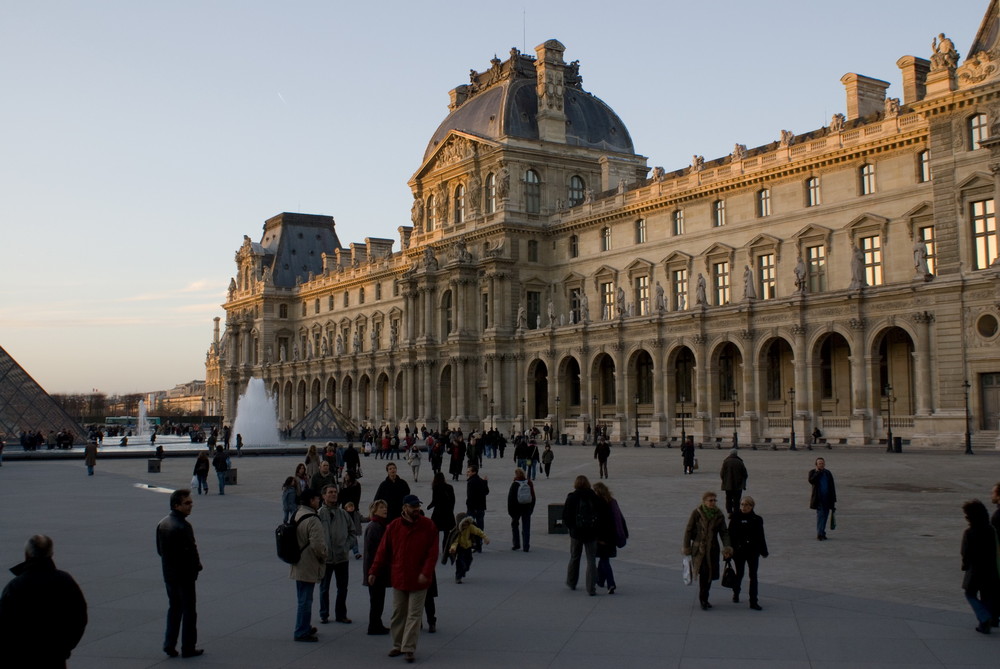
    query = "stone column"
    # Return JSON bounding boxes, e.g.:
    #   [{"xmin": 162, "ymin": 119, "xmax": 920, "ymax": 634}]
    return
[
  {"xmin": 651, "ymin": 339, "xmax": 666, "ymax": 439},
  {"xmin": 912, "ymin": 311, "xmax": 934, "ymax": 416}
]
